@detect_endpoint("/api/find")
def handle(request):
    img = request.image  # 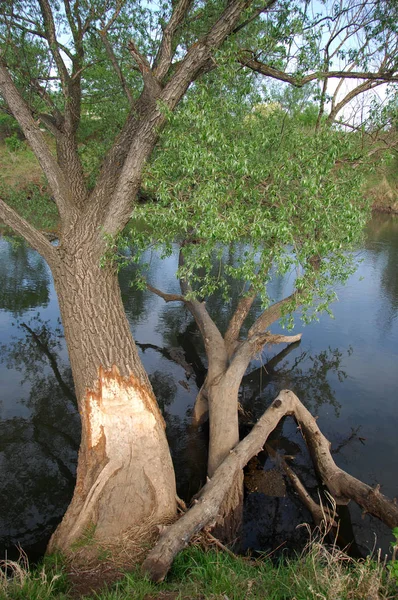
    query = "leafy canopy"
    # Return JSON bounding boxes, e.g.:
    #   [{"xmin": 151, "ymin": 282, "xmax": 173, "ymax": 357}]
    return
[{"xmin": 125, "ymin": 68, "xmax": 370, "ymax": 324}]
